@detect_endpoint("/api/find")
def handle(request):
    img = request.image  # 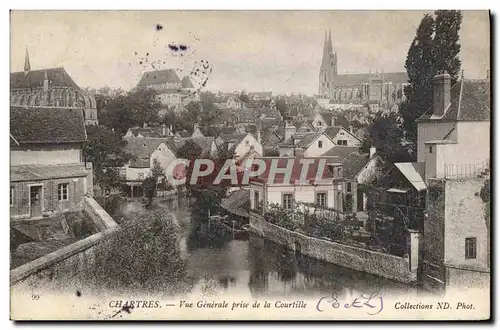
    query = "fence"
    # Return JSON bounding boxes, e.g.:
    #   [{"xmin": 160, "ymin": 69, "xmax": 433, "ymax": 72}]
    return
[{"xmin": 444, "ymin": 160, "xmax": 490, "ymax": 180}]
